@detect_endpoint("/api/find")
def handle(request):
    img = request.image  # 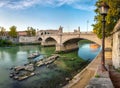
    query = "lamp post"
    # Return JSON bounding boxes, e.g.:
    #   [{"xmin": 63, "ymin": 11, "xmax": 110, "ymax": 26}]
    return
[{"xmin": 99, "ymin": 2, "xmax": 109, "ymax": 71}]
